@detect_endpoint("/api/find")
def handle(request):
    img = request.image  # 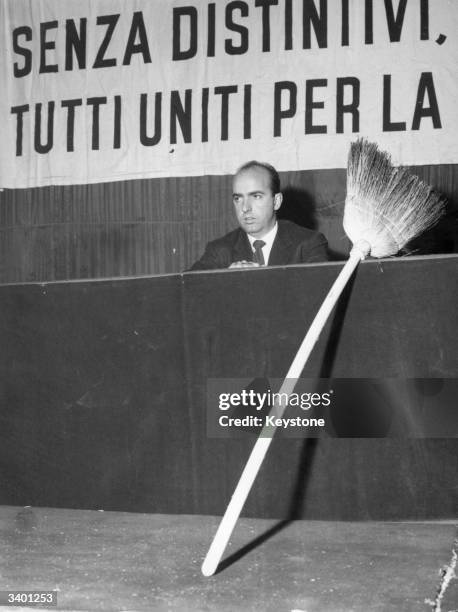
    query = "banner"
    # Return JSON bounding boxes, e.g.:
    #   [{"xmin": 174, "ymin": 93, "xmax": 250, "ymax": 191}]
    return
[{"xmin": 1, "ymin": 0, "xmax": 457, "ymax": 188}]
